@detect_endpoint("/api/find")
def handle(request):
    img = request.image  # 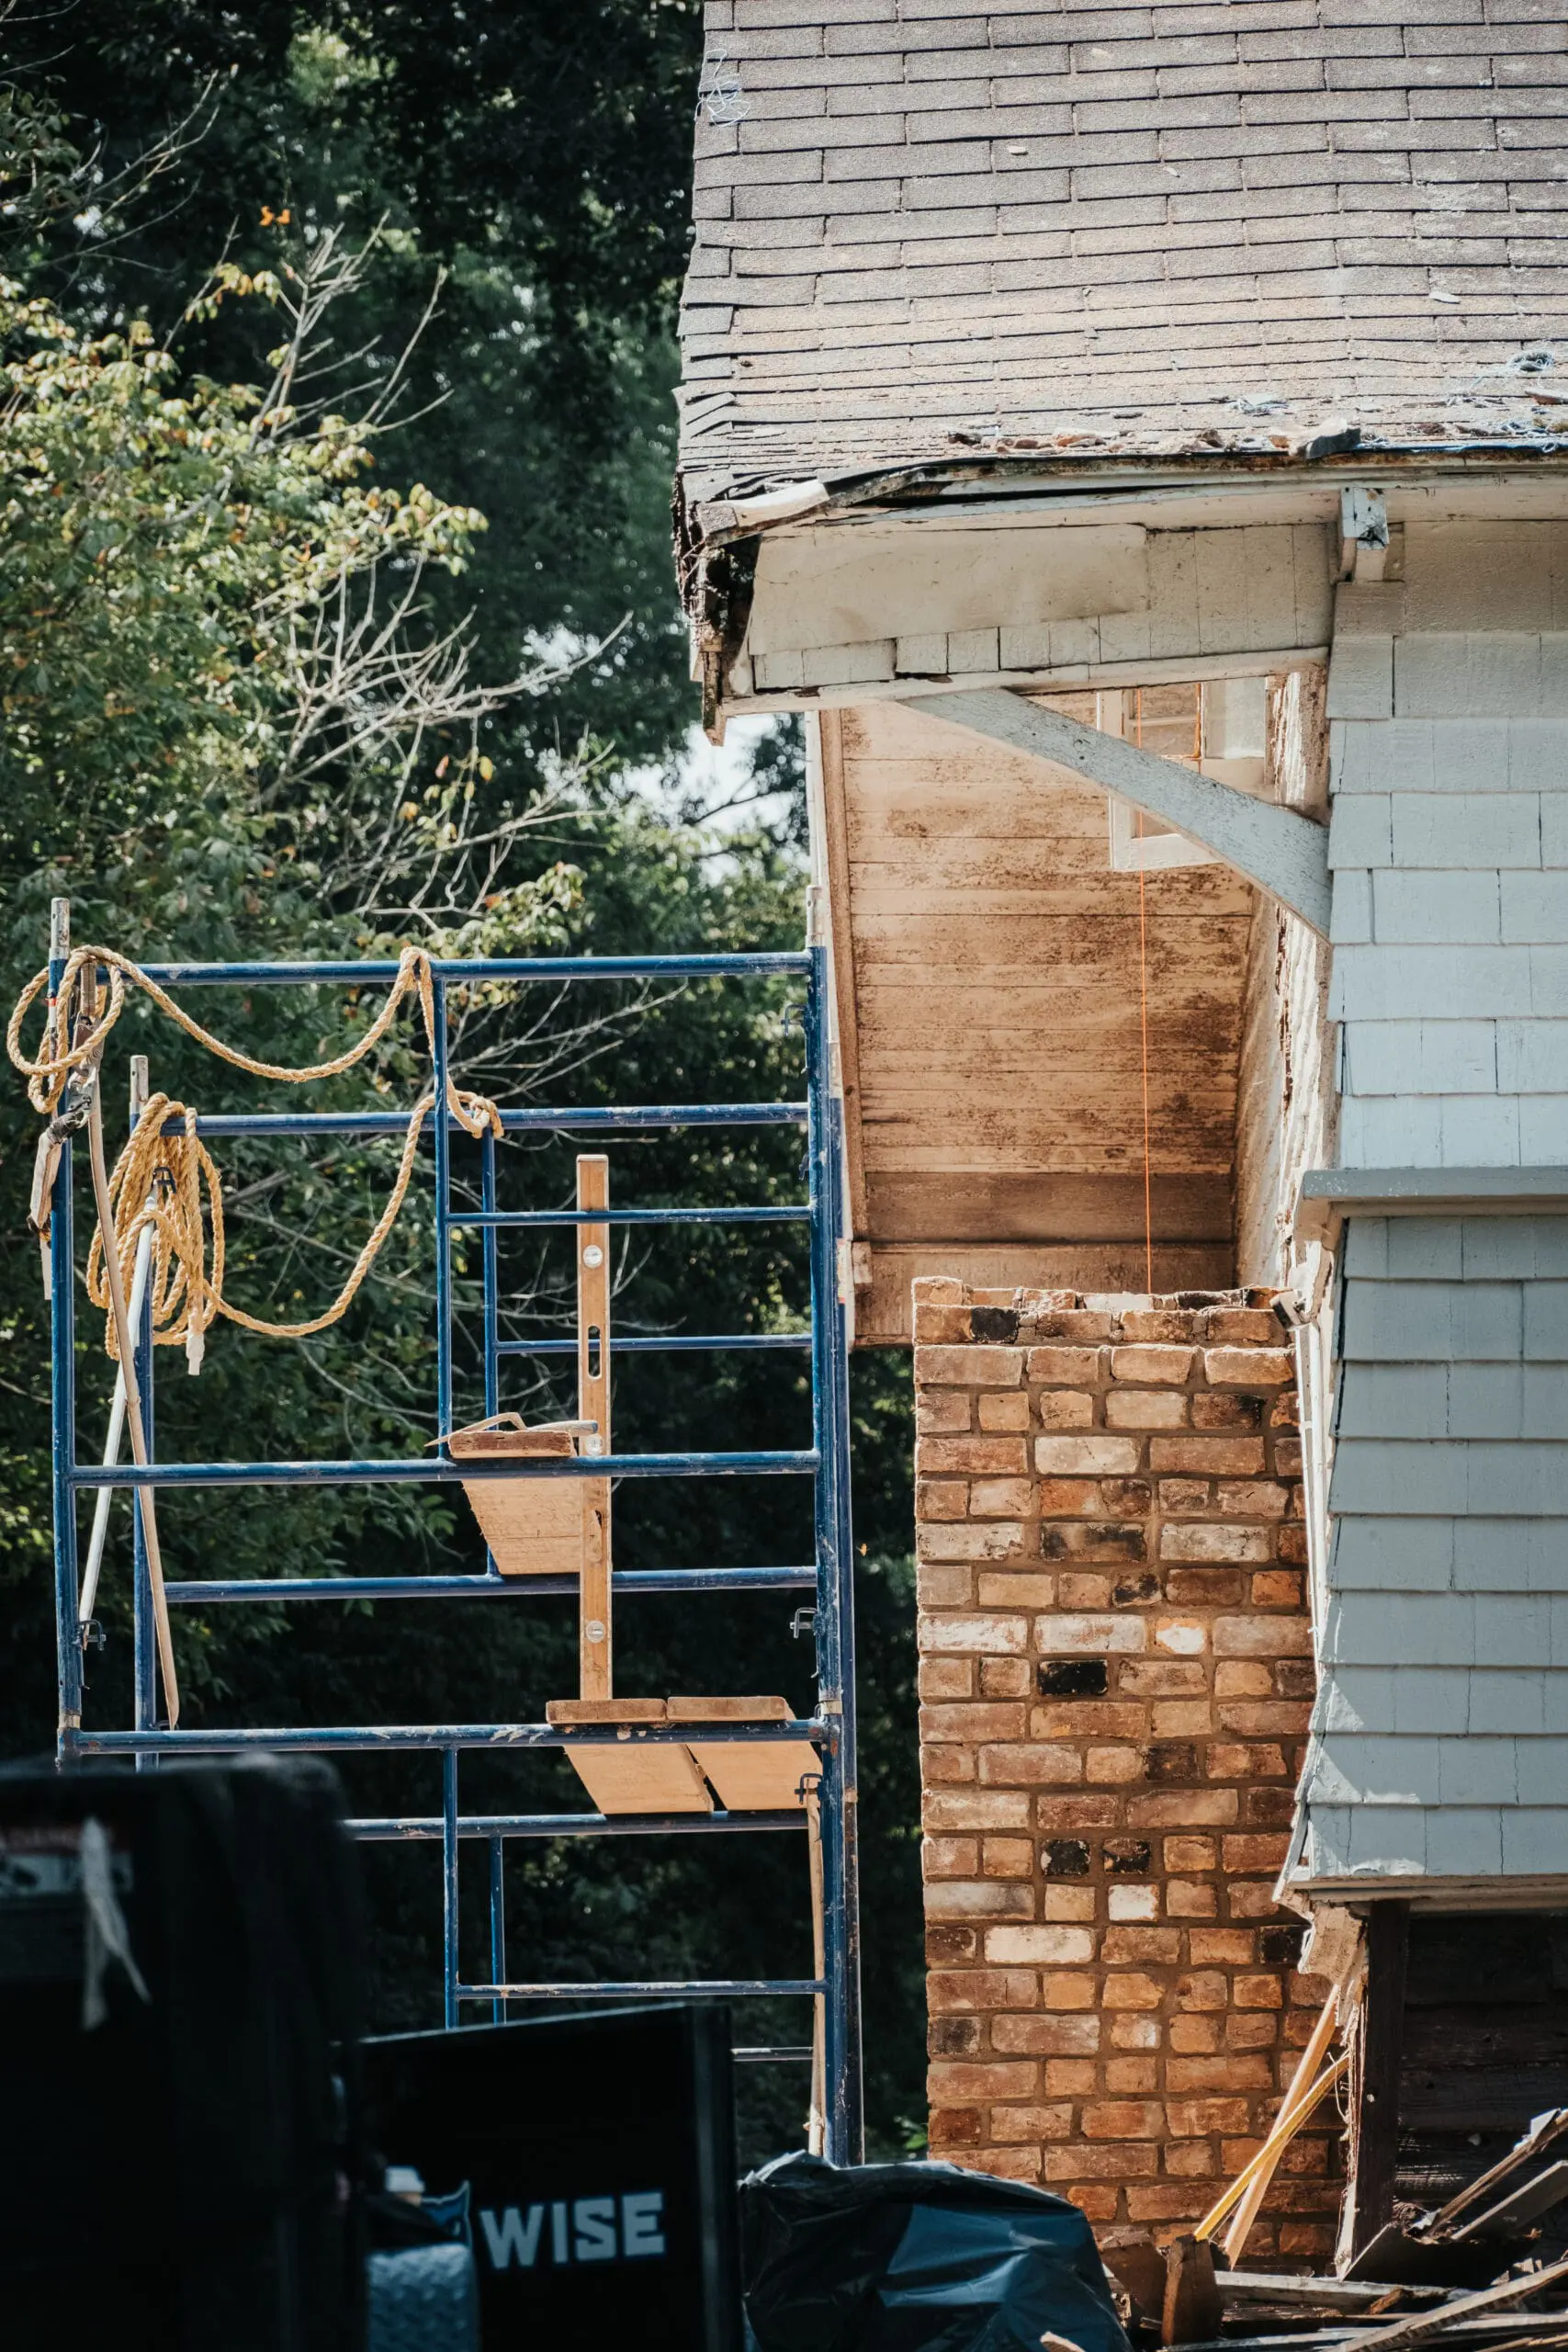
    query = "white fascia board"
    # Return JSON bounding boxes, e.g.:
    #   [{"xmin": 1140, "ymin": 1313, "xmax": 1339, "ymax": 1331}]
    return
[{"xmin": 908, "ymin": 686, "xmax": 1332, "ymax": 937}]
